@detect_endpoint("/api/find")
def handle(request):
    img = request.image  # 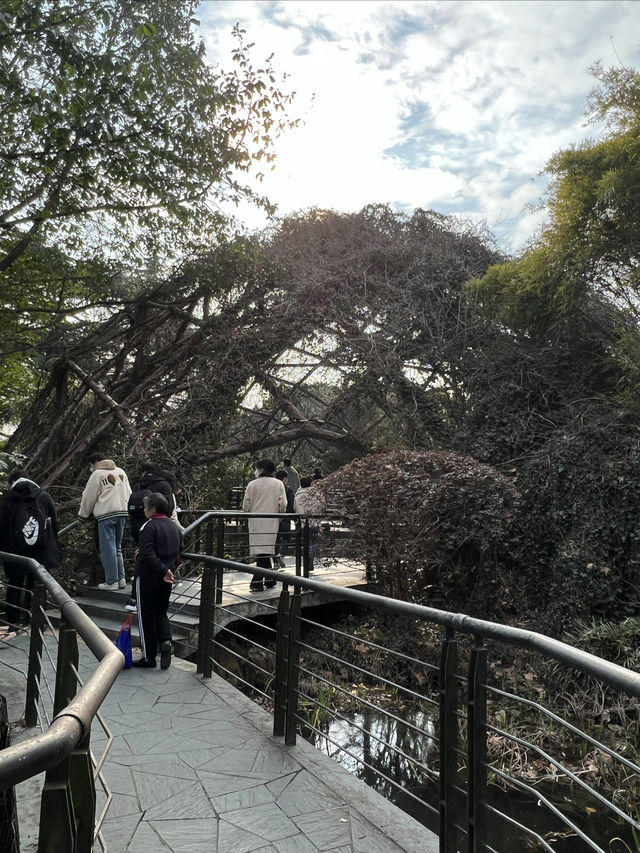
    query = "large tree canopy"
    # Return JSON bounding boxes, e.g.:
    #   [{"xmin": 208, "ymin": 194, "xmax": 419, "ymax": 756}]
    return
[{"xmin": 4, "ymin": 205, "xmax": 501, "ymax": 492}]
